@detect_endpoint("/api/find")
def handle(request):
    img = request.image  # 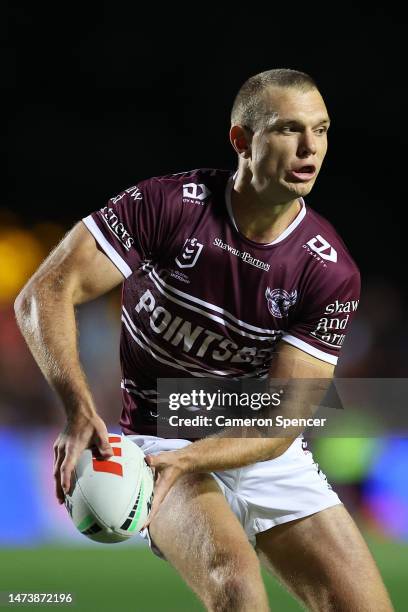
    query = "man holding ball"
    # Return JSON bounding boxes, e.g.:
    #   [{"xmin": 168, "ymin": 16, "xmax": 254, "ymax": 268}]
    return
[{"xmin": 15, "ymin": 69, "xmax": 393, "ymax": 611}]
